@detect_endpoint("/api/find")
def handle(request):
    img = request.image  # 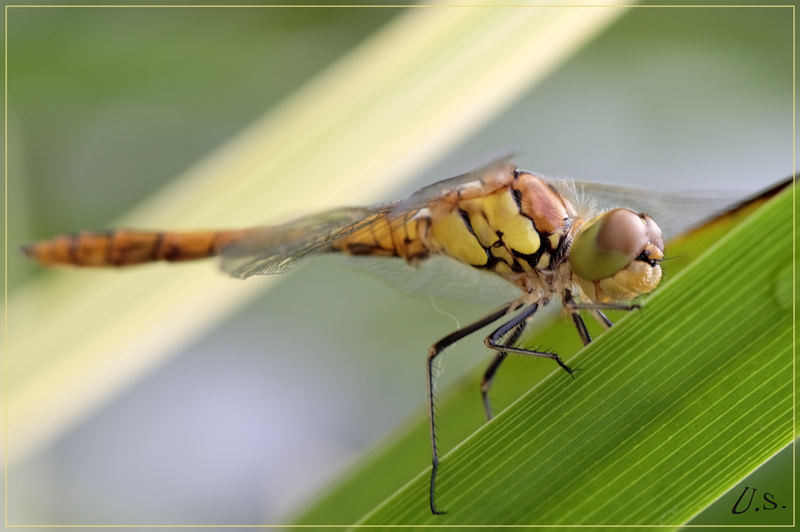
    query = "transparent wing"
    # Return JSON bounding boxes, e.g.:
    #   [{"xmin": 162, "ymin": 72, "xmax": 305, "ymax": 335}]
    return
[
  {"xmin": 219, "ymin": 204, "xmax": 396, "ymax": 279},
  {"xmin": 546, "ymin": 177, "xmax": 746, "ymax": 241},
  {"xmin": 219, "ymin": 157, "xmax": 515, "ymax": 280},
  {"xmin": 401, "ymin": 157, "xmax": 749, "ymax": 241},
  {"xmin": 345, "ymin": 254, "xmax": 521, "ymax": 306},
  {"xmin": 391, "ymin": 154, "xmax": 516, "ymax": 213}
]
